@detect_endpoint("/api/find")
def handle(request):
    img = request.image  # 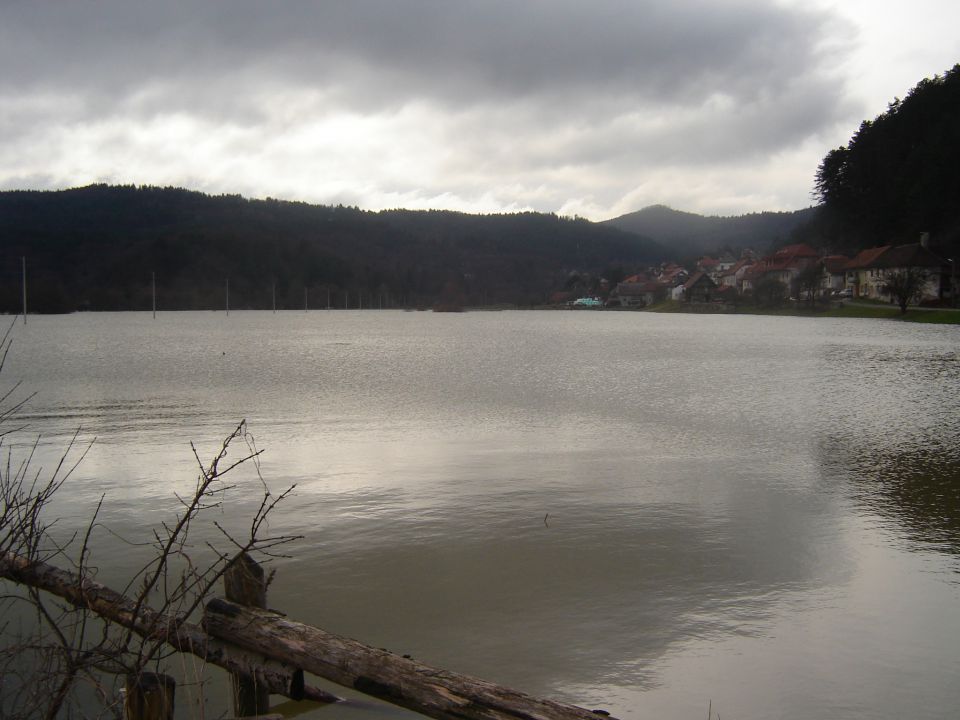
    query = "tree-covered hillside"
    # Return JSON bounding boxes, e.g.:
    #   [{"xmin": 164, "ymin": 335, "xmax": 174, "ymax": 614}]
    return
[
  {"xmin": 0, "ymin": 185, "xmax": 664, "ymax": 313},
  {"xmin": 603, "ymin": 204, "xmax": 815, "ymax": 257},
  {"xmin": 812, "ymin": 63, "xmax": 960, "ymax": 255}
]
